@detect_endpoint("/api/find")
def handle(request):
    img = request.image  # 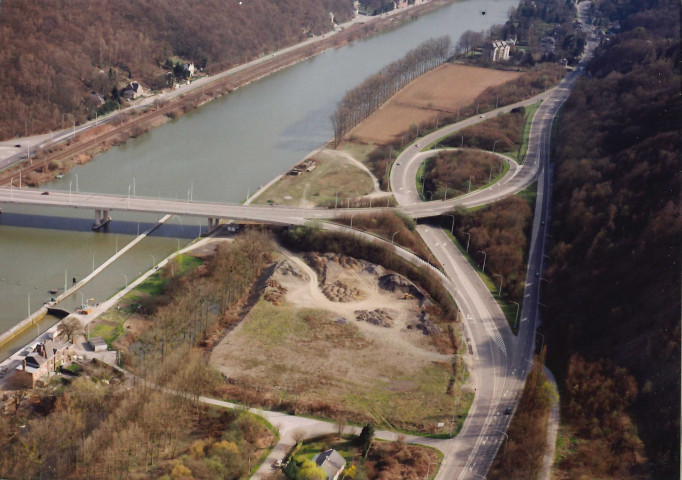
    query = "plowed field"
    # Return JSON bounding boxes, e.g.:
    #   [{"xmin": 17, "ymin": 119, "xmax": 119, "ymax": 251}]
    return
[{"xmin": 348, "ymin": 64, "xmax": 521, "ymax": 144}]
